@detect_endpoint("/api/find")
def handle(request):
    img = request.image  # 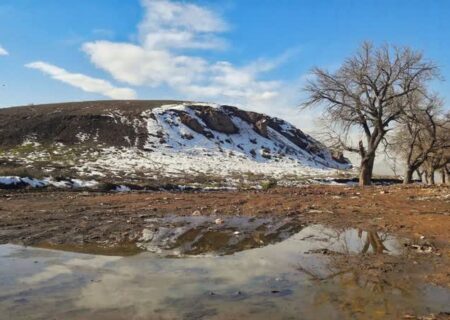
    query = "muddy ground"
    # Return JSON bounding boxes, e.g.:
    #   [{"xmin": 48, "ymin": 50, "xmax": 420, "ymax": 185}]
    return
[{"xmin": 0, "ymin": 184, "xmax": 449, "ymax": 290}]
